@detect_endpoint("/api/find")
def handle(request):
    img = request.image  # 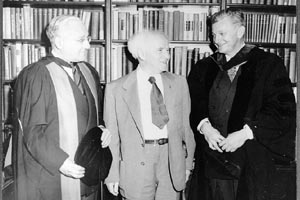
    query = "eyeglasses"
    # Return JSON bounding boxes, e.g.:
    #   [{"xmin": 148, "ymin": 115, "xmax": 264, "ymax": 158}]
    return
[{"xmin": 76, "ymin": 36, "xmax": 92, "ymax": 43}]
